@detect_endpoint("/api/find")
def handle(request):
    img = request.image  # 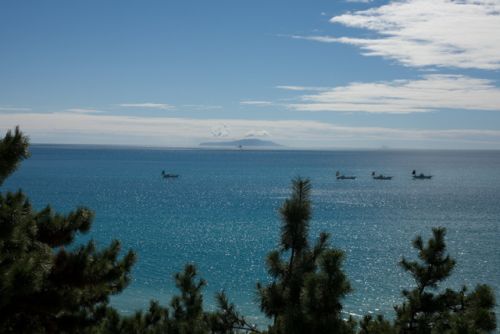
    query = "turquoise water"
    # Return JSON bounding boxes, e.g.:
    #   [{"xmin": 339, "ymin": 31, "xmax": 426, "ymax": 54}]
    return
[{"xmin": 3, "ymin": 145, "xmax": 499, "ymax": 324}]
